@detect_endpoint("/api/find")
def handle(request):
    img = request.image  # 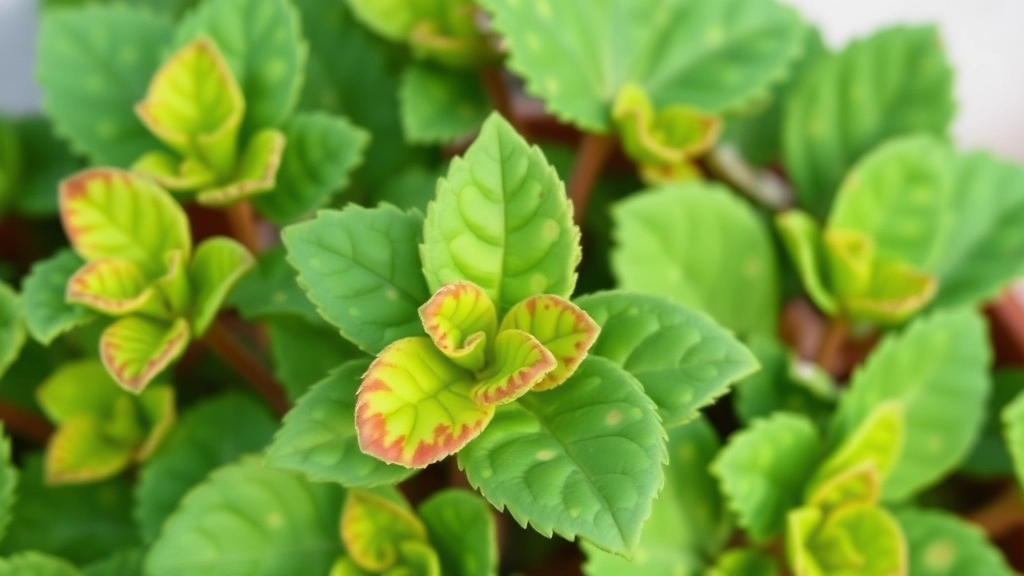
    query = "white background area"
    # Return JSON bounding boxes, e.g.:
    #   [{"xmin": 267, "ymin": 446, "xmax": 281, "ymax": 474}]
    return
[{"xmin": 1, "ymin": 0, "xmax": 1024, "ymax": 160}]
